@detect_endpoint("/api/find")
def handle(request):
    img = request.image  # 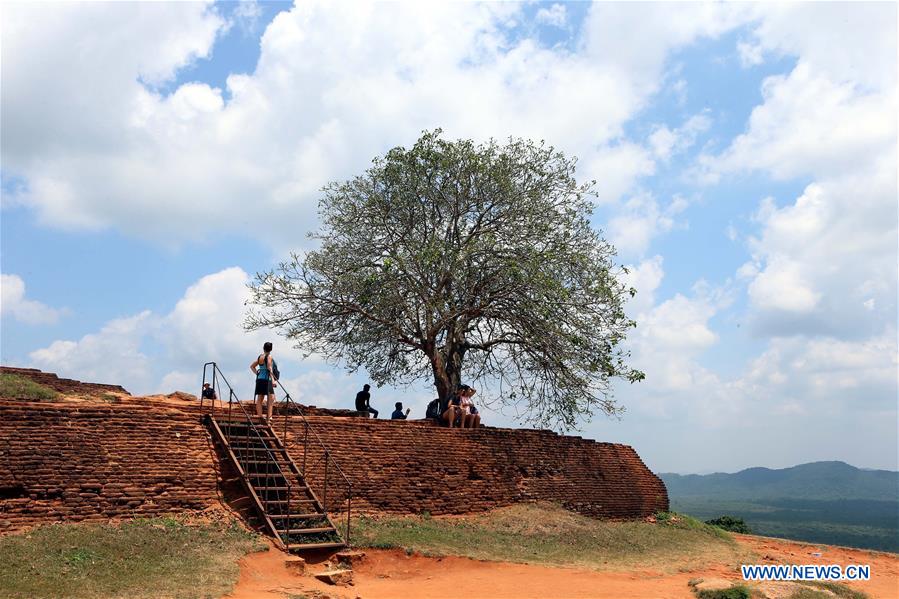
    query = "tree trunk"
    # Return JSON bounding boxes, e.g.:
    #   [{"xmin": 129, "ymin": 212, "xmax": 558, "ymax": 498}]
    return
[{"xmin": 429, "ymin": 348, "xmax": 463, "ymax": 401}]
